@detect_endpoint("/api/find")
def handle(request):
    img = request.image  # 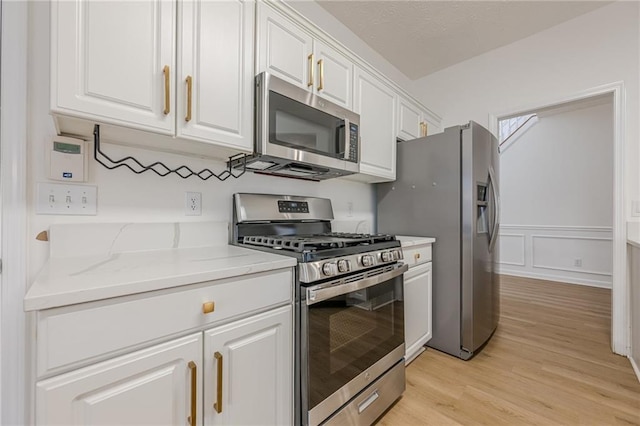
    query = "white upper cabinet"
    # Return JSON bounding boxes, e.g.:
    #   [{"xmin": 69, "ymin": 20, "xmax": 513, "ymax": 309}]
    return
[
  {"xmin": 398, "ymin": 96, "xmax": 425, "ymax": 141},
  {"xmin": 397, "ymin": 95, "xmax": 442, "ymax": 140},
  {"xmin": 257, "ymin": 3, "xmax": 313, "ymax": 89},
  {"xmin": 312, "ymin": 40, "xmax": 353, "ymax": 108},
  {"xmin": 354, "ymin": 67, "xmax": 397, "ymax": 182},
  {"xmin": 51, "ymin": 0, "xmax": 254, "ymax": 154},
  {"xmin": 51, "ymin": 0, "xmax": 176, "ymax": 134},
  {"xmin": 256, "ymin": 3, "xmax": 353, "ymax": 109},
  {"xmin": 177, "ymin": 0, "xmax": 254, "ymax": 151}
]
